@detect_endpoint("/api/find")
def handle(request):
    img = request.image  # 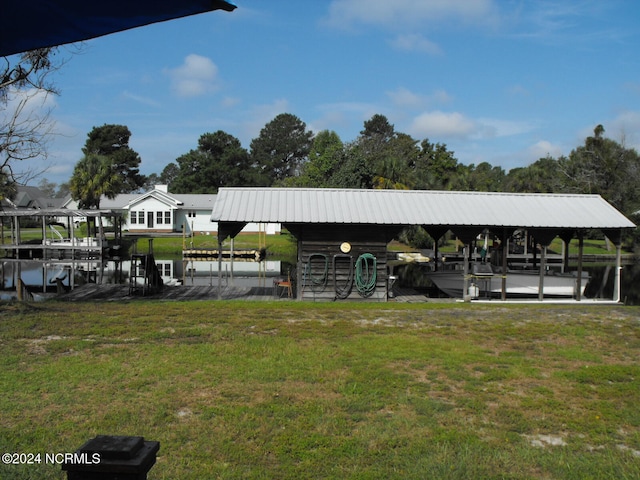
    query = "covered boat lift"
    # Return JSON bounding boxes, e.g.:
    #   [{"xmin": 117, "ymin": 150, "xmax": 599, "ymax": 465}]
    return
[
  {"xmin": 211, "ymin": 188, "xmax": 636, "ymax": 302},
  {"xmin": 0, "ymin": 208, "xmax": 123, "ymax": 260}
]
